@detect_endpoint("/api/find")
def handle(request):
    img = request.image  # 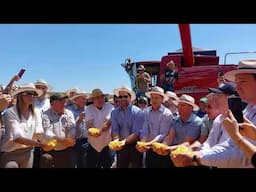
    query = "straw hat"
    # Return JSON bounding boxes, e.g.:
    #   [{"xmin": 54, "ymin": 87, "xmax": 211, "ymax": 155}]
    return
[
  {"xmin": 165, "ymin": 91, "xmax": 179, "ymax": 101},
  {"xmin": 66, "ymin": 87, "xmax": 80, "ymax": 98},
  {"xmin": 34, "ymin": 79, "xmax": 53, "ymax": 91},
  {"xmin": 224, "ymin": 59, "xmax": 256, "ymax": 82},
  {"xmin": 113, "ymin": 85, "xmax": 136, "ymax": 101},
  {"xmin": 70, "ymin": 90, "xmax": 89, "ymax": 101},
  {"xmin": 12, "ymin": 83, "xmax": 43, "ymax": 97},
  {"xmin": 178, "ymin": 94, "xmax": 199, "ymax": 111},
  {"xmin": 89, "ymin": 88, "xmax": 108, "ymax": 99},
  {"xmin": 145, "ymin": 86, "xmax": 168, "ymax": 101}
]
